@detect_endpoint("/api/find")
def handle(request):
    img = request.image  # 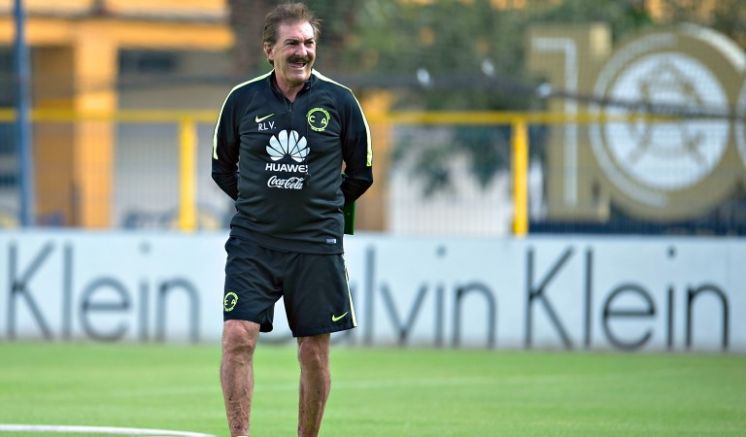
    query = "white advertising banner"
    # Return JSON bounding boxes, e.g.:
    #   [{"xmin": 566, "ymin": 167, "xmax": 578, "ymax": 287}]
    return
[{"xmin": 0, "ymin": 231, "xmax": 743, "ymax": 352}]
